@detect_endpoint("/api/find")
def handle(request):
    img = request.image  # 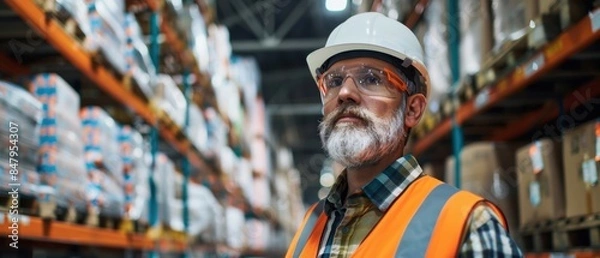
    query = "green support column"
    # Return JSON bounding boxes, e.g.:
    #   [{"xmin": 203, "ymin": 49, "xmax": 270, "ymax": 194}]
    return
[
  {"xmin": 447, "ymin": 0, "xmax": 463, "ymax": 188},
  {"xmin": 181, "ymin": 69, "xmax": 192, "ymax": 258},
  {"xmin": 181, "ymin": 2, "xmax": 193, "ymax": 258},
  {"xmin": 149, "ymin": 10, "xmax": 160, "ymax": 258}
]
